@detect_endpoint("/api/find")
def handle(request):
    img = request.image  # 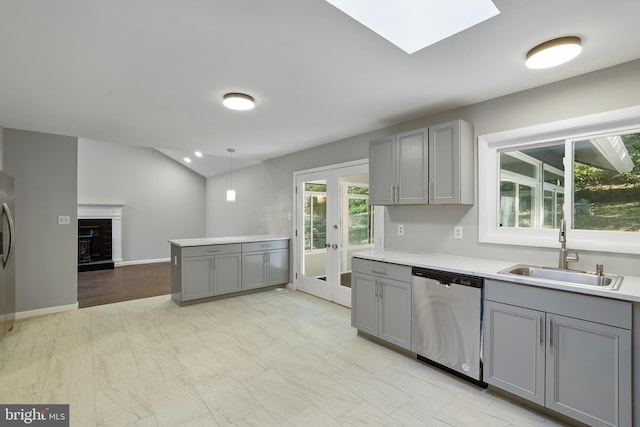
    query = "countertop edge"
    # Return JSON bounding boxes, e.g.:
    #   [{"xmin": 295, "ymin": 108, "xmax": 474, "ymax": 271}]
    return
[
  {"xmin": 169, "ymin": 235, "xmax": 290, "ymax": 247},
  {"xmin": 352, "ymin": 249, "xmax": 640, "ymax": 303}
]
